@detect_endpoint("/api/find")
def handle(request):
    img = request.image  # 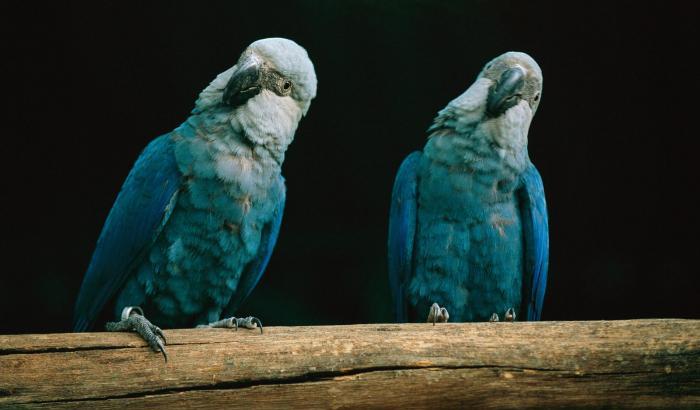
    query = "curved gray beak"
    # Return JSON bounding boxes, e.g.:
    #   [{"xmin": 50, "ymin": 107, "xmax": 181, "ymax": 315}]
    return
[
  {"xmin": 223, "ymin": 56, "xmax": 263, "ymax": 107},
  {"xmin": 486, "ymin": 66, "xmax": 525, "ymax": 117}
]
